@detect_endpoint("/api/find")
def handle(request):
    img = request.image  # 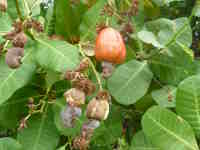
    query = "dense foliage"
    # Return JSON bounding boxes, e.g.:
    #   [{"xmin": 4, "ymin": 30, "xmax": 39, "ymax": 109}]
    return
[{"xmin": 0, "ymin": 0, "xmax": 200, "ymax": 149}]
